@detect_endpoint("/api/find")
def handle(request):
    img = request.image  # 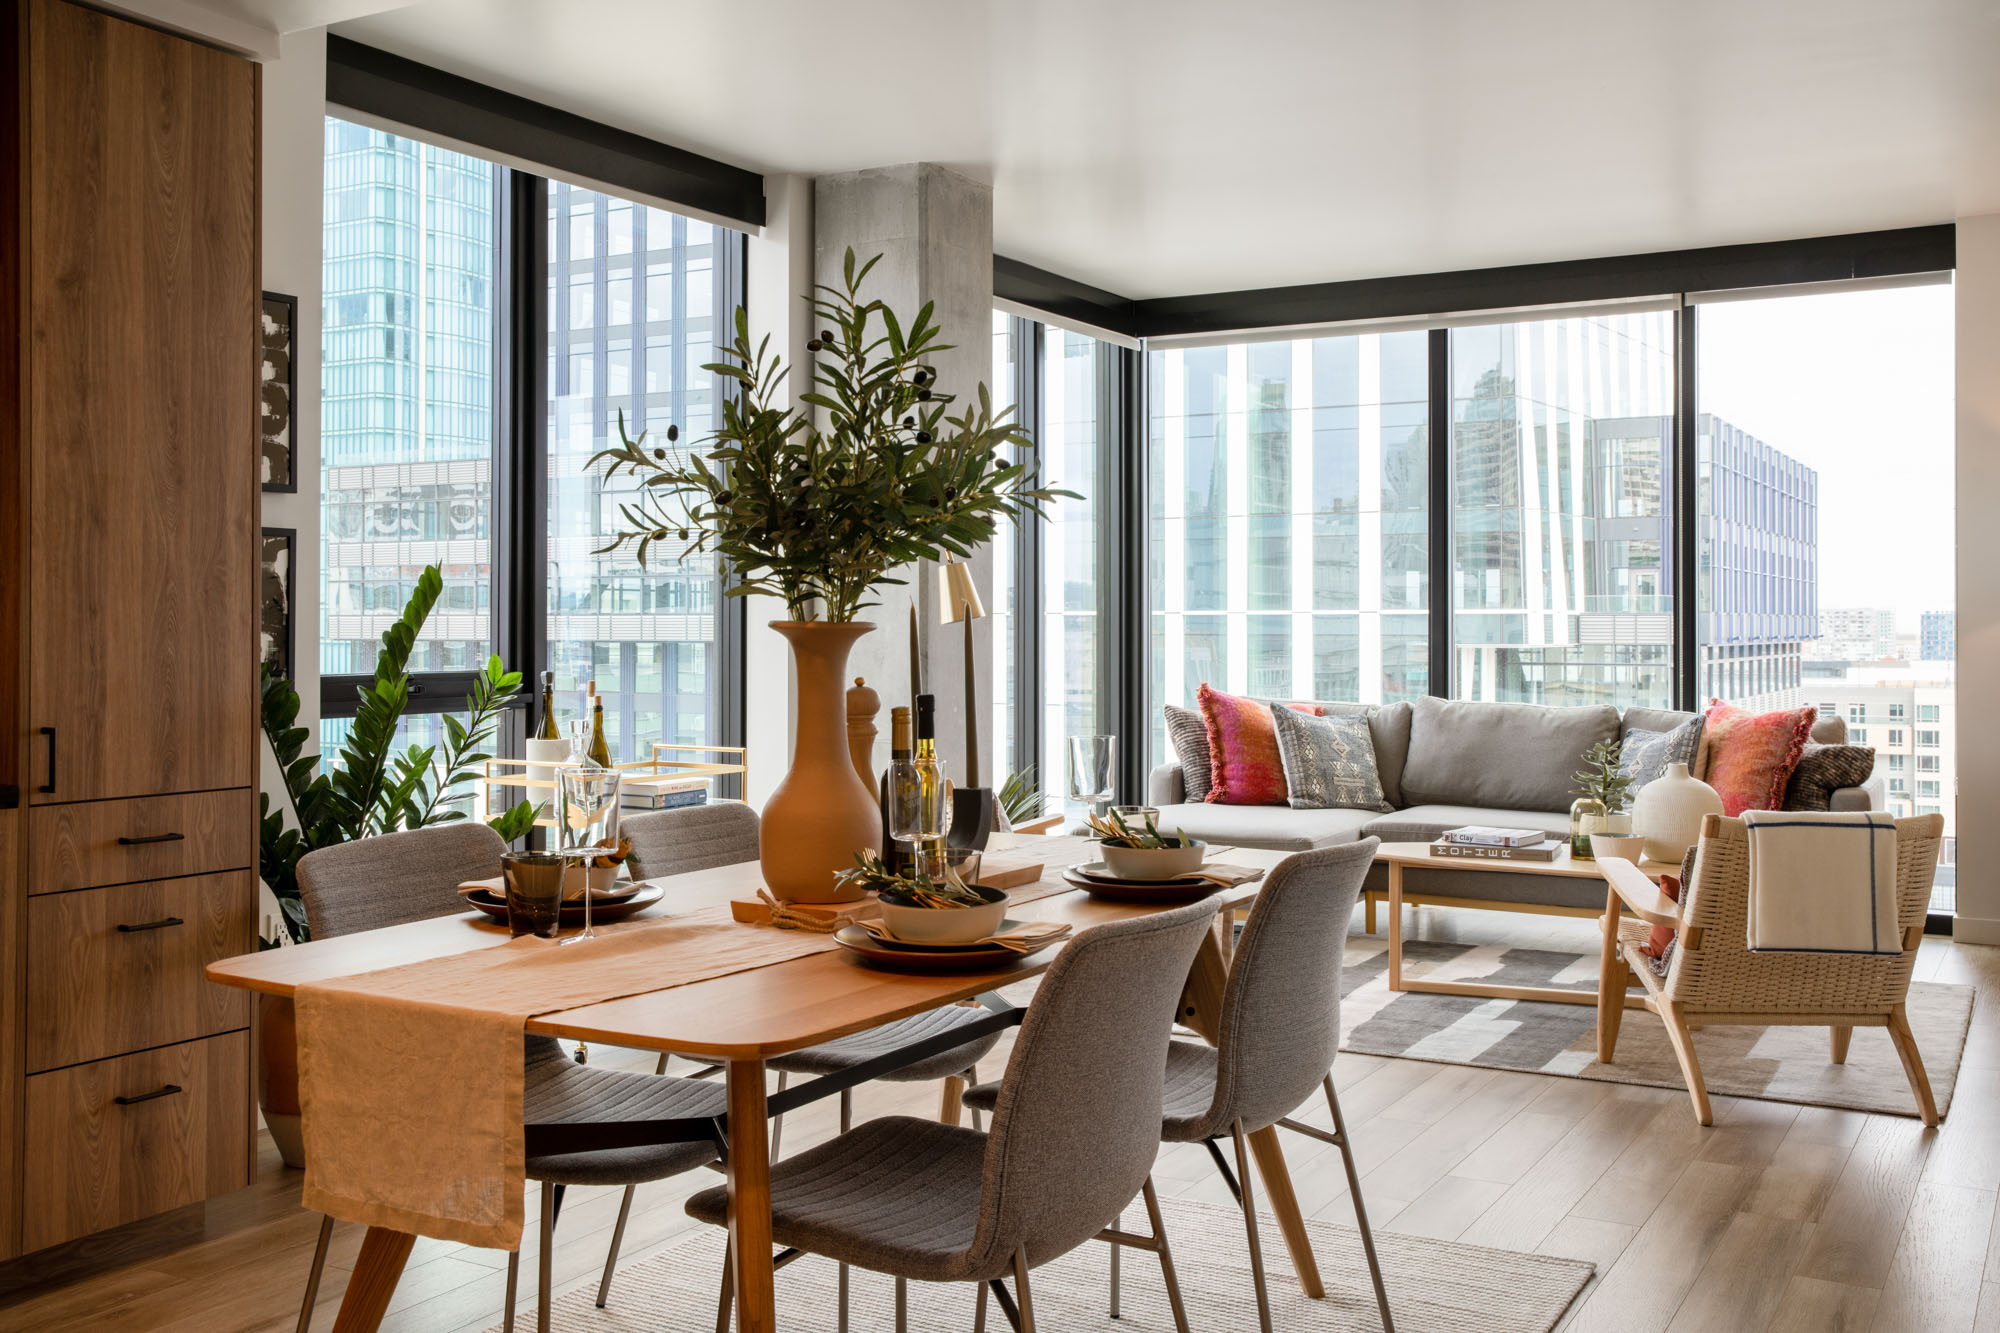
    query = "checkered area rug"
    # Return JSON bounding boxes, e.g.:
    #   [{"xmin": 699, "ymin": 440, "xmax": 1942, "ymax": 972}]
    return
[{"xmin": 1339, "ymin": 937, "xmax": 1973, "ymax": 1118}]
